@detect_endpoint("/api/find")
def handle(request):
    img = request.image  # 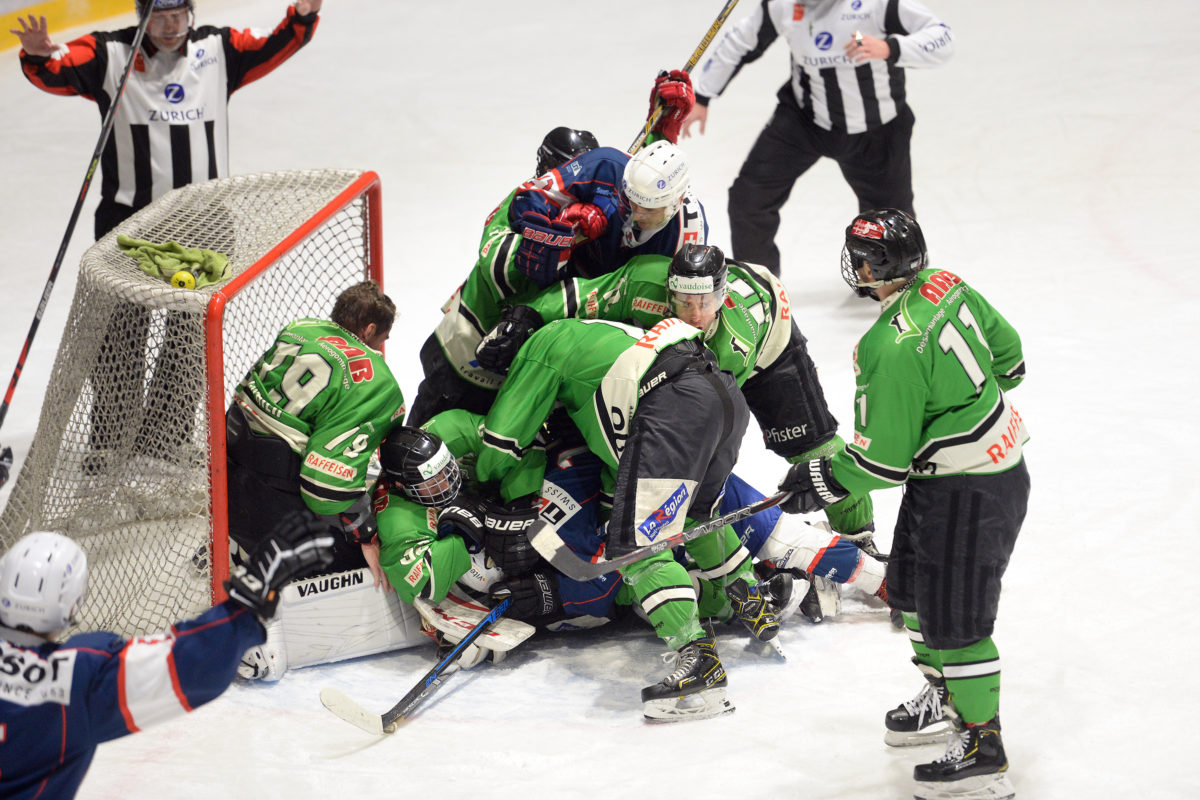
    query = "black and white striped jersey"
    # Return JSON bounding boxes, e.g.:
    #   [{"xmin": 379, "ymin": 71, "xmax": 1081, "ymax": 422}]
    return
[
  {"xmin": 693, "ymin": 0, "xmax": 953, "ymax": 133},
  {"xmin": 19, "ymin": 7, "xmax": 318, "ymax": 210}
]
